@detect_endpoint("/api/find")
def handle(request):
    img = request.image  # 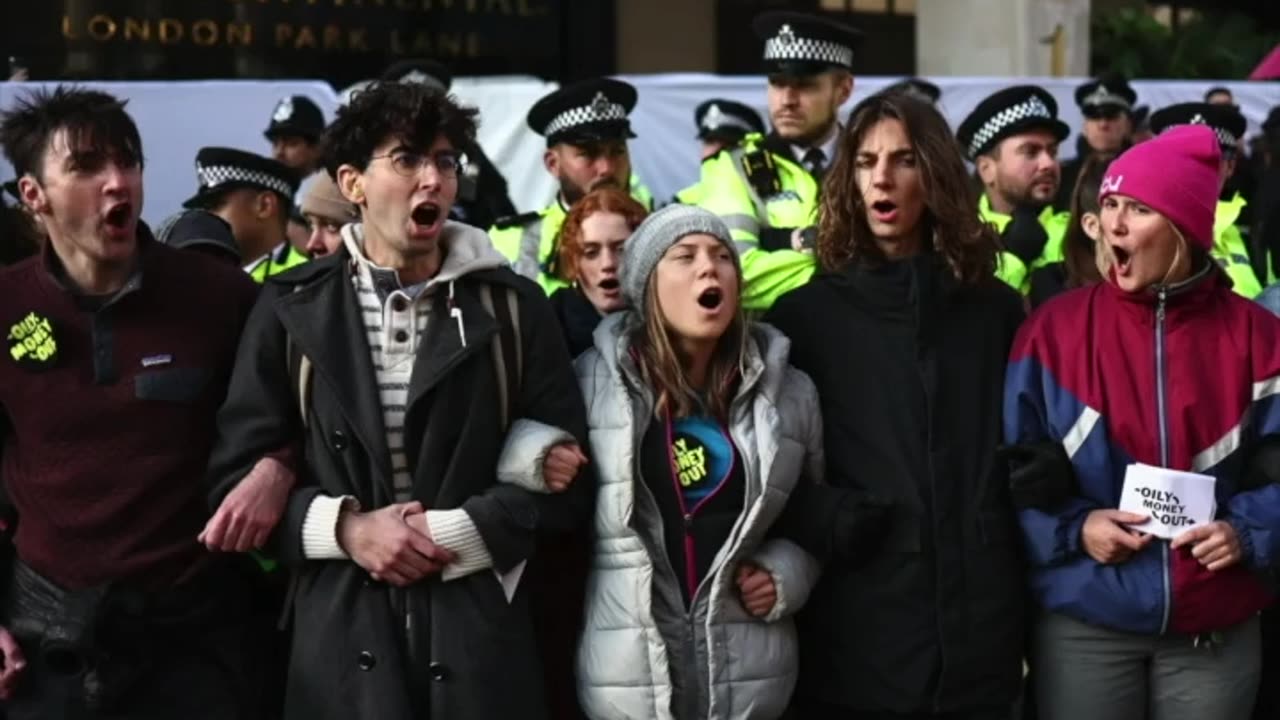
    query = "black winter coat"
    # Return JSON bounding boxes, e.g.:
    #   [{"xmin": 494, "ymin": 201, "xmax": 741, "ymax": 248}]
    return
[
  {"xmin": 766, "ymin": 254, "xmax": 1027, "ymax": 714},
  {"xmin": 206, "ymin": 248, "xmax": 592, "ymax": 720}
]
